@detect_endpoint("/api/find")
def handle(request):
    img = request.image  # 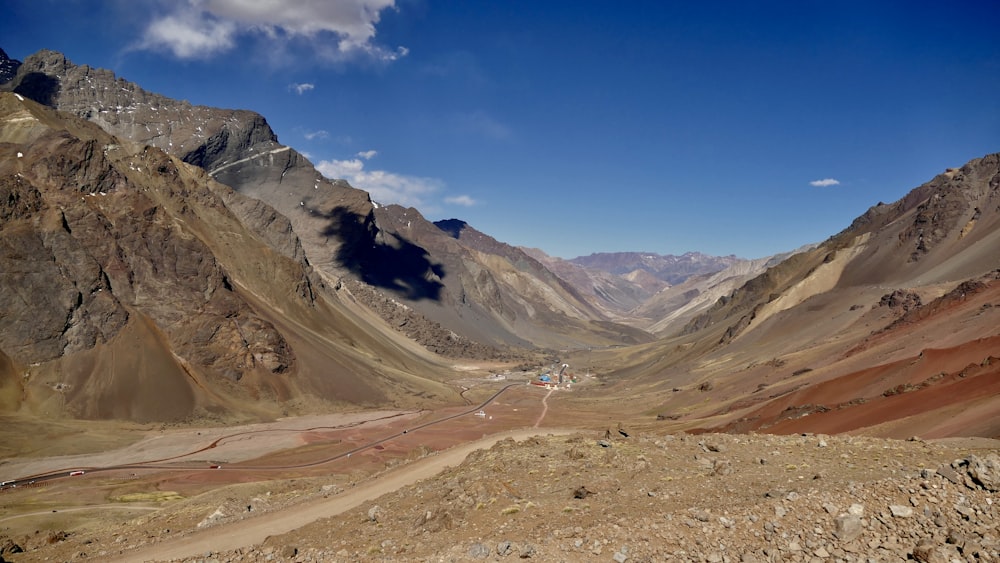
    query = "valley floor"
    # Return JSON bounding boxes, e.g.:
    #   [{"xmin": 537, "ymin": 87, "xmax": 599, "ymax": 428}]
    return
[{"xmin": 0, "ymin": 378, "xmax": 997, "ymax": 562}]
